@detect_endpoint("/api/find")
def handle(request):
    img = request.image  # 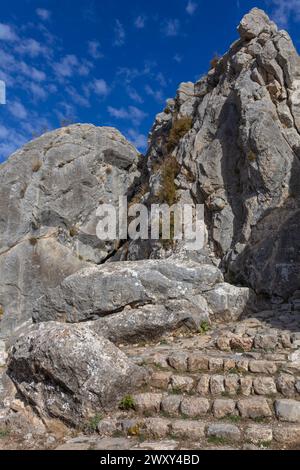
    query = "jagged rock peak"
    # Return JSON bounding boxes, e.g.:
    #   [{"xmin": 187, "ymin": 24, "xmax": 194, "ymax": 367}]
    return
[{"xmin": 238, "ymin": 8, "xmax": 277, "ymax": 40}]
